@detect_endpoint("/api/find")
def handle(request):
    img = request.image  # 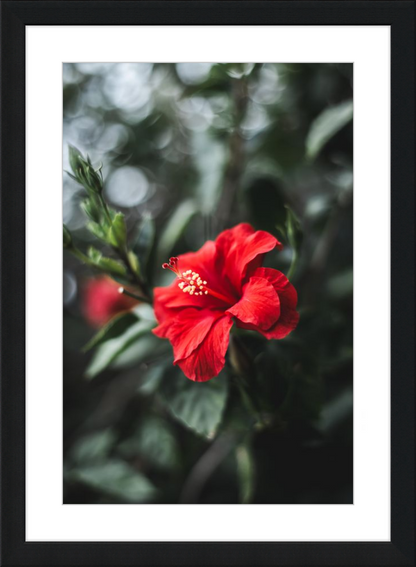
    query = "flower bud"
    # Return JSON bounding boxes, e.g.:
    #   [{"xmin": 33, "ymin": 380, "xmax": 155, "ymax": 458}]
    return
[
  {"xmin": 68, "ymin": 145, "xmax": 103, "ymax": 195},
  {"xmin": 82, "ymin": 276, "xmax": 139, "ymax": 327},
  {"xmin": 68, "ymin": 145, "xmax": 84, "ymax": 175}
]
